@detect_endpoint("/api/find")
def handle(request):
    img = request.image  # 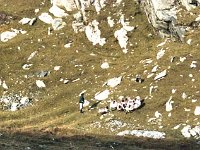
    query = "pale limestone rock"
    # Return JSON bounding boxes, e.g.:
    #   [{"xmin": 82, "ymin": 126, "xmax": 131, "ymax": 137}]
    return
[
  {"xmin": 51, "ymin": 0, "xmax": 78, "ymax": 11},
  {"xmin": 95, "ymin": 90, "xmax": 110, "ymax": 100},
  {"xmin": 36, "ymin": 80, "xmax": 46, "ymax": 88},
  {"xmin": 156, "ymin": 48, "xmax": 165, "ymax": 60},
  {"xmin": 194, "ymin": 106, "xmax": 200, "ymax": 115},
  {"xmin": 38, "ymin": 13, "xmax": 53, "ymax": 24},
  {"xmin": 107, "ymin": 17, "xmax": 114, "ymax": 27},
  {"xmin": 117, "ymin": 130, "xmax": 166, "ymax": 139},
  {"xmin": 49, "ymin": 5, "xmax": 68, "ymax": 18},
  {"xmin": 105, "ymin": 76, "xmax": 122, "ymax": 88},
  {"xmin": 166, "ymin": 96, "xmax": 174, "ymax": 112},
  {"xmin": 154, "ymin": 70, "xmax": 167, "ymax": 80},
  {"xmin": 52, "ymin": 18, "xmax": 66, "ymax": 30},
  {"xmin": 101, "ymin": 62, "xmax": 109, "ymax": 69},
  {"xmin": 0, "ymin": 31, "xmax": 18, "ymax": 42},
  {"xmin": 85, "ymin": 20, "xmax": 106, "ymax": 46},
  {"xmin": 19, "ymin": 18, "xmax": 32, "ymax": 25}
]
